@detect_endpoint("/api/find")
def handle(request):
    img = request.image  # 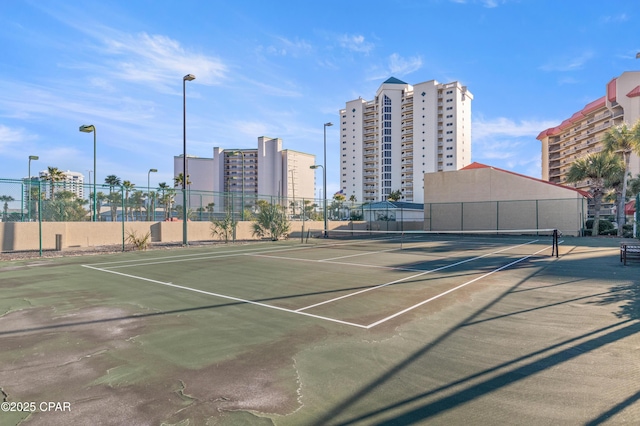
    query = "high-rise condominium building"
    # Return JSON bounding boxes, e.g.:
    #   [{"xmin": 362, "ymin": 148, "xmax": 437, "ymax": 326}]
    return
[
  {"xmin": 37, "ymin": 170, "xmax": 85, "ymax": 199},
  {"xmin": 340, "ymin": 77, "xmax": 473, "ymax": 204},
  {"xmin": 537, "ymin": 71, "xmax": 640, "ymax": 190},
  {"xmin": 174, "ymin": 136, "xmax": 316, "ymax": 212}
]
